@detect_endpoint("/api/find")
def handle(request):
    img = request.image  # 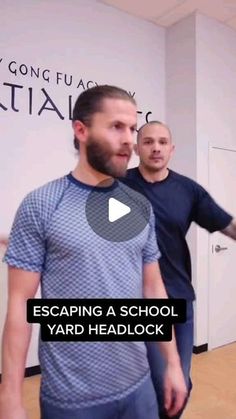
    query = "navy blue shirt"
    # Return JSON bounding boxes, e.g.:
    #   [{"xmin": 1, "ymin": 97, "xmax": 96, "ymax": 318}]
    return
[{"xmin": 121, "ymin": 168, "xmax": 232, "ymax": 300}]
